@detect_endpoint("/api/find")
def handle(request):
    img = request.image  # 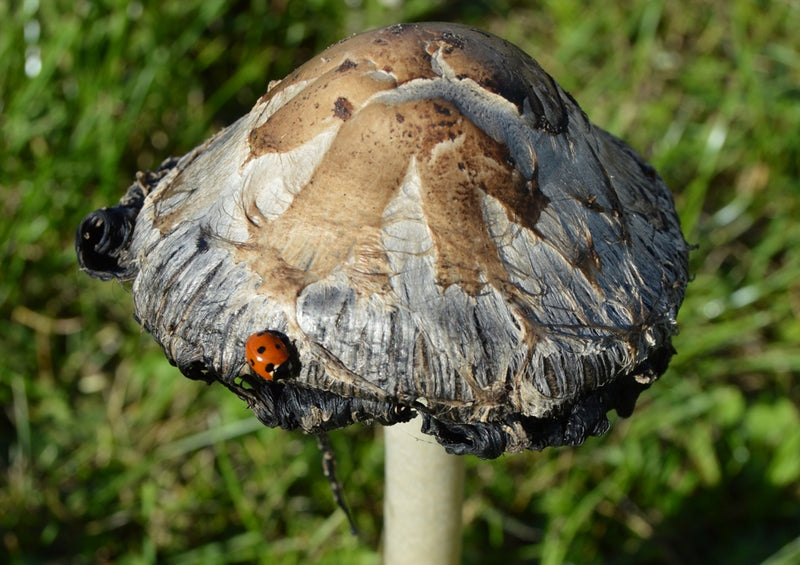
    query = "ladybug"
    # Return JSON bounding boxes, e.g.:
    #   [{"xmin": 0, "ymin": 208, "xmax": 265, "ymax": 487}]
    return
[{"xmin": 245, "ymin": 330, "xmax": 292, "ymax": 381}]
